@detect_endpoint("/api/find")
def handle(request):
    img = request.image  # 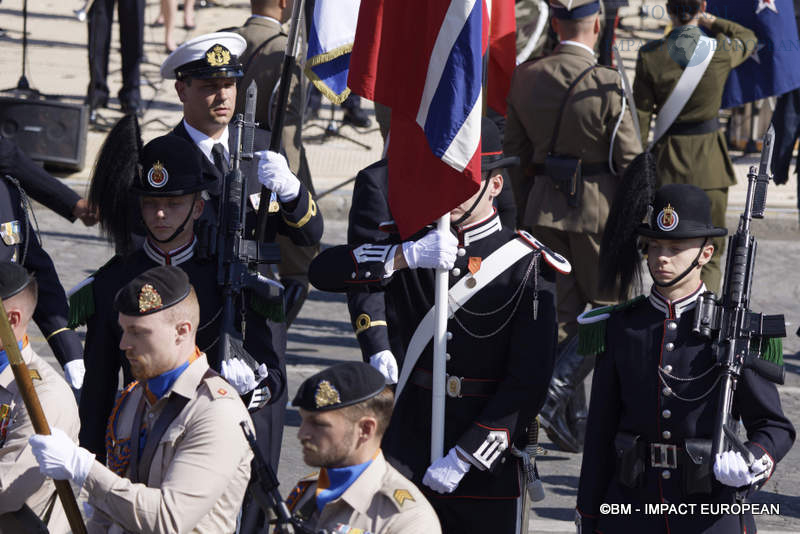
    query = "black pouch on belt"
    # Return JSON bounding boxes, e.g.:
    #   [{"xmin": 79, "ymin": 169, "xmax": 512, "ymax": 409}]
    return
[
  {"xmin": 541, "ymin": 64, "xmax": 597, "ymax": 210},
  {"xmin": 683, "ymin": 438, "xmax": 713, "ymax": 495},
  {"xmin": 614, "ymin": 432, "xmax": 646, "ymax": 488},
  {"xmin": 544, "ymin": 155, "xmax": 583, "ymax": 208}
]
